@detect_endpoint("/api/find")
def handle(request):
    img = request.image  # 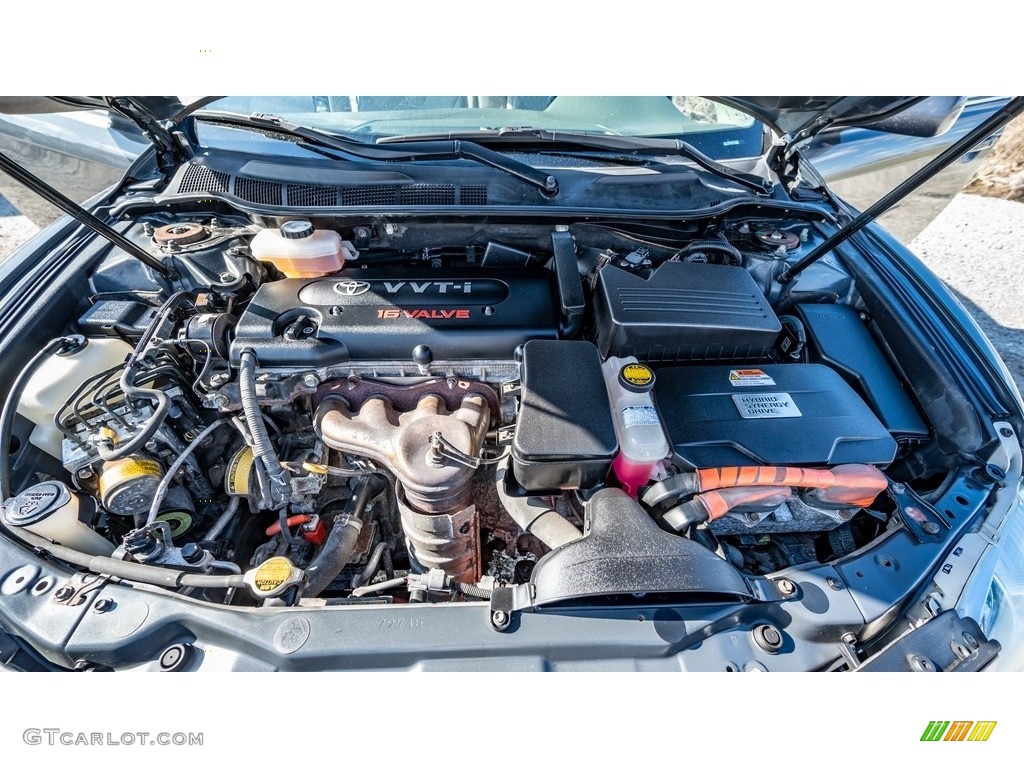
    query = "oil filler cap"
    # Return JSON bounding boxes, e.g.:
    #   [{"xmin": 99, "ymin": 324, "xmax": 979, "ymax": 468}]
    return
[
  {"xmin": 244, "ymin": 556, "xmax": 304, "ymax": 599},
  {"xmin": 619, "ymin": 362, "xmax": 656, "ymax": 393}
]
